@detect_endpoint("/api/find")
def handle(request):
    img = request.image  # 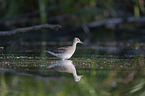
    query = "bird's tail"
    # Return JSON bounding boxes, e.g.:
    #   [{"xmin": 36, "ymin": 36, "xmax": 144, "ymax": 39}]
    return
[{"xmin": 46, "ymin": 51, "xmax": 58, "ymax": 57}]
